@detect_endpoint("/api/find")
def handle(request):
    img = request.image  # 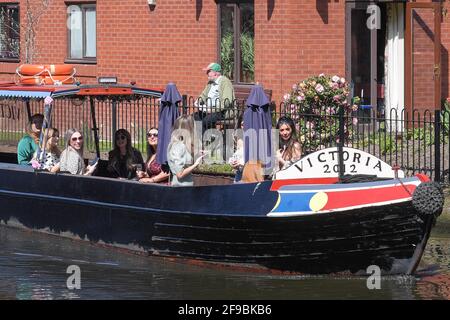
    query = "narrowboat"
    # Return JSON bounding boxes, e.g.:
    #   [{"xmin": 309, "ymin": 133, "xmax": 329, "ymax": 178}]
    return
[{"xmin": 0, "ymin": 83, "xmax": 444, "ymax": 275}]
